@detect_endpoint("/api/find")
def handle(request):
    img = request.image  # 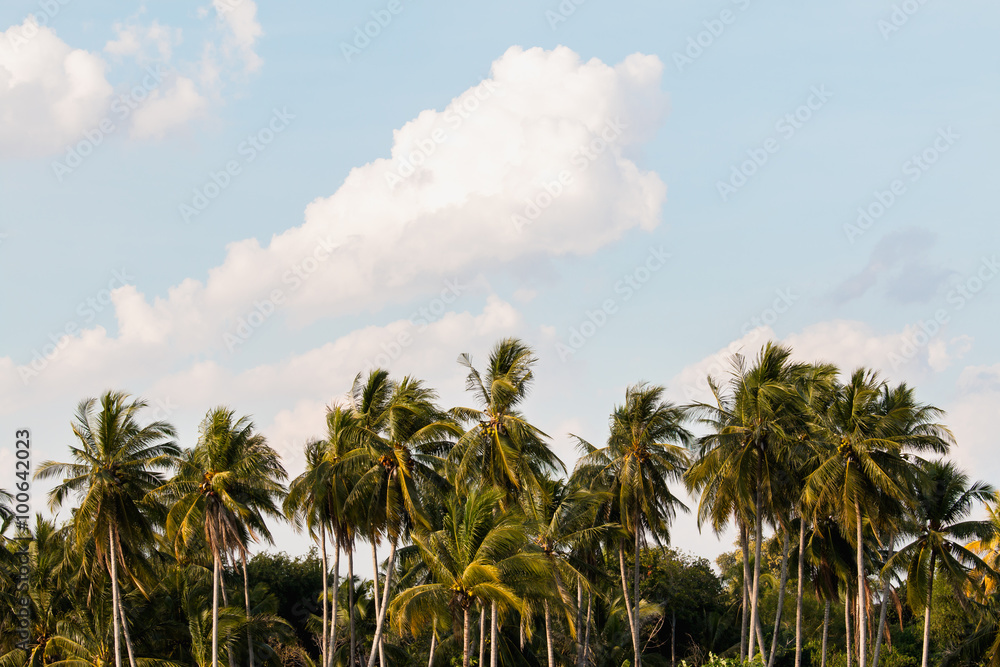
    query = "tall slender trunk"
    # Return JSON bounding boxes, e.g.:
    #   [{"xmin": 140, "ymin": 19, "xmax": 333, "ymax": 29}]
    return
[
  {"xmin": 855, "ymin": 500, "xmax": 867, "ymax": 667},
  {"xmin": 845, "ymin": 591, "xmax": 853, "ymax": 667},
  {"xmin": 619, "ymin": 542, "xmax": 637, "ymax": 647},
  {"xmin": 920, "ymin": 552, "xmax": 936, "ymax": 667},
  {"xmin": 820, "ymin": 600, "xmax": 830, "ymax": 667},
  {"xmin": 366, "ymin": 541, "xmax": 397, "ymax": 667},
  {"xmin": 428, "ymin": 620, "xmax": 437, "ymax": 667},
  {"xmin": 741, "ymin": 521, "xmax": 750, "ymax": 662},
  {"xmin": 220, "ymin": 570, "xmax": 236, "ymax": 667},
  {"xmin": 115, "ymin": 572, "xmax": 138, "ymax": 667},
  {"xmin": 795, "ymin": 516, "xmax": 806, "ymax": 667},
  {"xmin": 768, "ymin": 531, "xmax": 791, "ymax": 667},
  {"xmin": 242, "ymin": 551, "xmax": 256, "ymax": 667},
  {"xmin": 576, "ymin": 579, "xmax": 585, "ymax": 667},
  {"xmin": 633, "ymin": 511, "xmax": 643, "ymax": 667},
  {"xmin": 328, "ymin": 530, "xmax": 341, "ymax": 667},
  {"xmin": 109, "ymin": 526, "xmax": 123, "ymax": 667},
  {"xmin": 349, "ymin": 544, "xmax": 356, "ymax": 667},
  {"xmin": 583, "ymin": 589, "xmax": 593, "ymax": 667},
  {"xmin": 671, "ymin": 609, "xmax": 676, "ymax": 667},
  {"xmin": 479, "ymin": 605, "xmax": 486, "ymax": 667},
  {"xmin": 872, "ymin": 540, "xmax": 894, "ymax": 667},
  {"xmin": 321, "ymin": 525, "xmax": 329, "ymax": 667},
  {"xmin": 368, "ymin": 539, "xmax": 386, "ymax": 667},
  {"xmin": 748, "ymin": 456, "xmax": 764, "ymax": 662},
  {"xmin": 213, "ymin": 549, "xmax": 221, "ymax": 667},
  {"xmin": 463, "ymin": 607, "xmax": 471, "ymax": 667},
  {"xmin": 490, "ymin": 601, "xmax": 498, "ymax": 667},
  {"xmin": 756, "ymin": 604, "xmax": 769, "ymax": 662},
  {"xmin": 545, "ymin": 599, "xmax": 555, "ymax": 667}
]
